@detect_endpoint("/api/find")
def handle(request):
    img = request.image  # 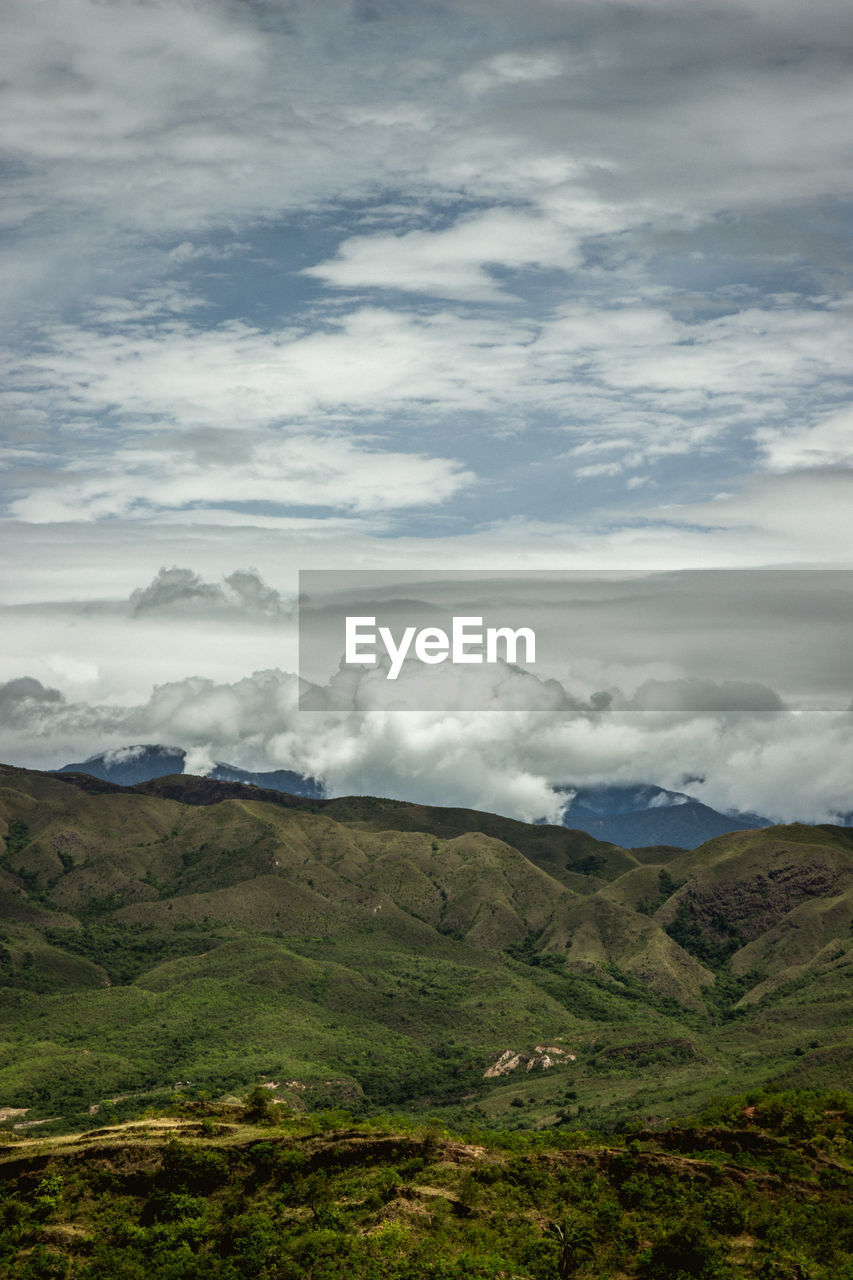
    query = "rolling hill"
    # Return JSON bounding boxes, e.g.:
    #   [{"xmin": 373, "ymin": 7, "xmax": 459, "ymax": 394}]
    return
[{"xmin": 1, "ymin": 763, "xmax": 853, "ymax": 1137}]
